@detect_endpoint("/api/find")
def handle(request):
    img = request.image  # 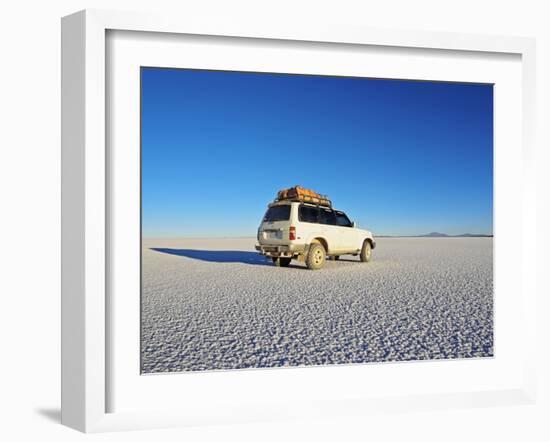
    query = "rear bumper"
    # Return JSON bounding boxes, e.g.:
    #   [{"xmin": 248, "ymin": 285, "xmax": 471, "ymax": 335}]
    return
[{"xmin": 255, "ymin": 243, "xmax": 307, "ymax": 257}]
